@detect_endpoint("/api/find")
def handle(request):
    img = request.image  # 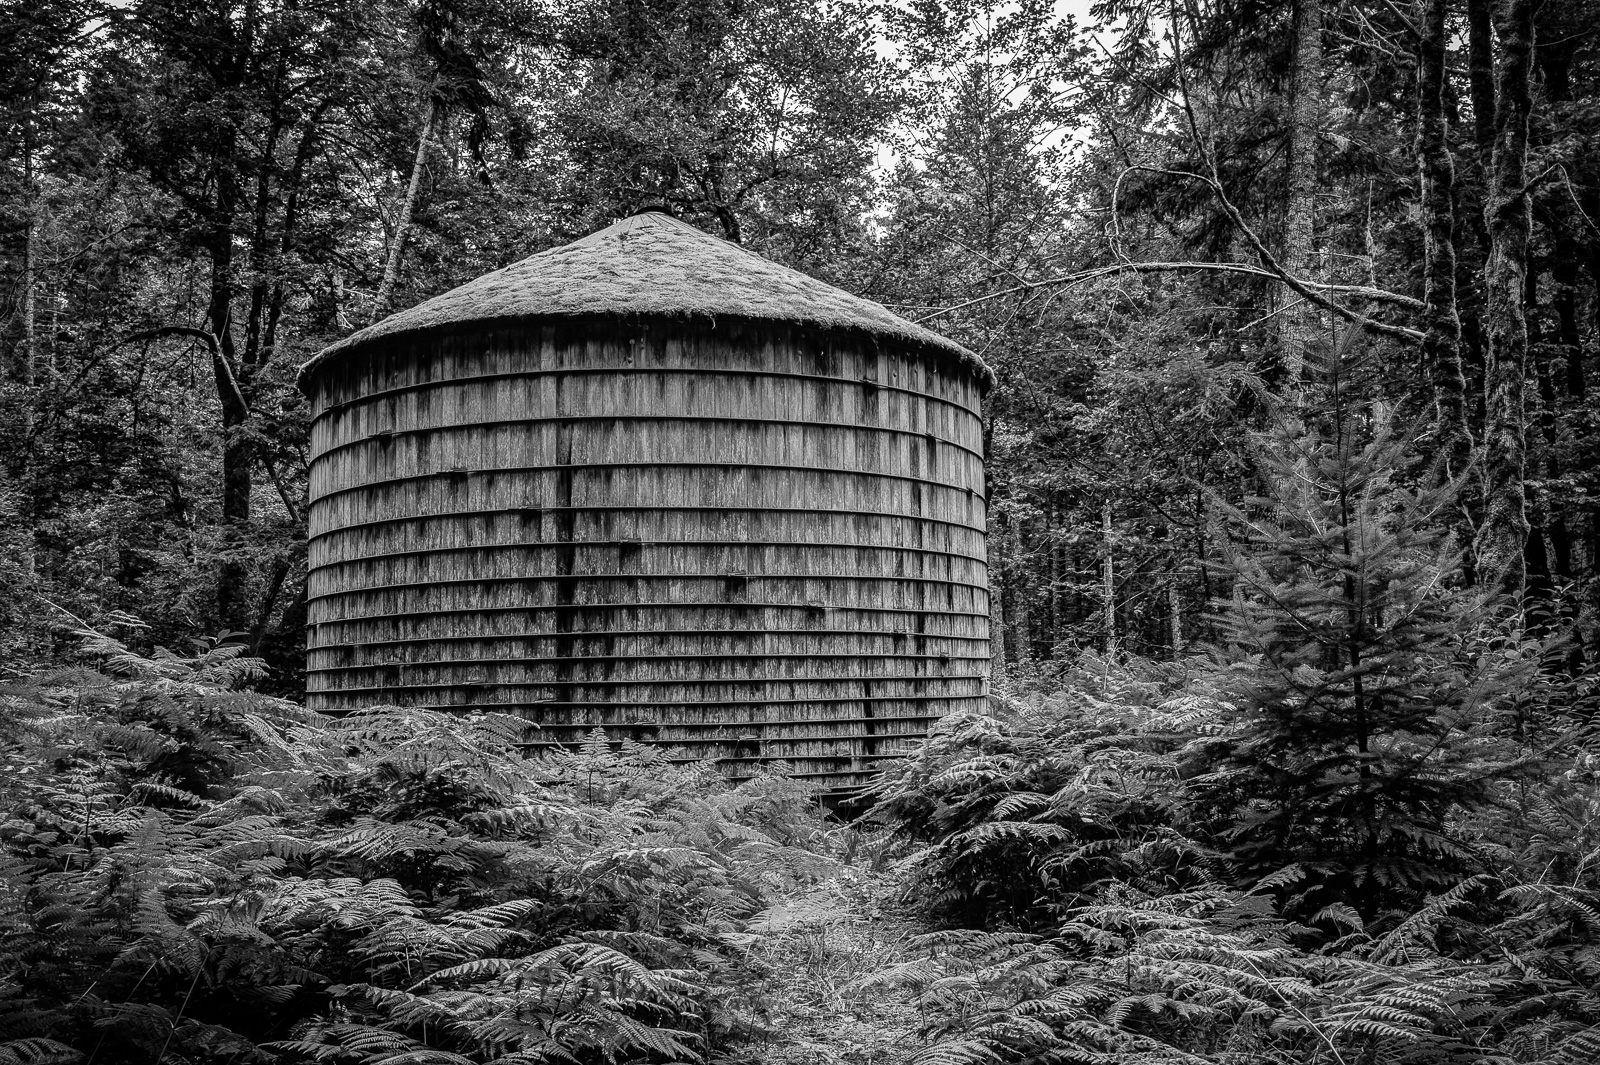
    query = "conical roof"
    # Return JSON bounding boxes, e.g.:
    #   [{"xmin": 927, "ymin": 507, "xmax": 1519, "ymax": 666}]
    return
[{"xmin": 300, "ymin": 211, "xmax": 989, "ymax": 388}]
